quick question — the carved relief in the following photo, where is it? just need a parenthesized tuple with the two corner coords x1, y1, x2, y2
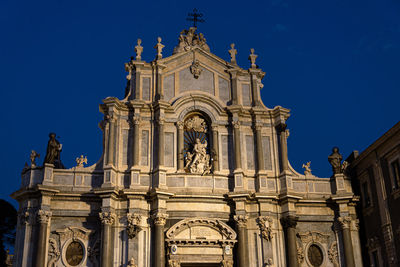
(297, 244, 304, 263)
(128, 257, 138, 267)
(258, 216, 273, 241)
(328, 242, 339, 267)
(337, 216, 352, 229)
(220, 259, 233, 267)
(47, 238, 60, 267)
(297, 231, 330, 244)
(190, 60, 202, 79)
(234, 215, 248, 228)
(99, 212, 115, 225)
(126, 213, 142, 239)
(153, 213, 168, 226)
(37, 209, 52, 224)
(168, 259, 181, 267)
(184, 116, 207, 133)
(173, 27, 210, 54)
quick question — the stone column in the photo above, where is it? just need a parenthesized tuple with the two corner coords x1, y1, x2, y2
(281, 216, 299, 267)
(158, 119, 165, 168)
(132, 115, 140, 167)
(107, 116, 116, 166)
(254, 123, 264, 172)
(176, 121, 184, 171)
(153, 213, 168, 267)
(338, 216, 355, 267)
(234, 215, 248, 267)
(100, 212, 115, 267)
(233, 121, 242, 170)
(35, 209, 52, 267)
(276, 123, 288, 172)
(229, 70, 239, 105)
(212, 125, 219, 172)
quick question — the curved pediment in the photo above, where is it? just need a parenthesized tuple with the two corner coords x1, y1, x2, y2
(166, 218, 236, 240)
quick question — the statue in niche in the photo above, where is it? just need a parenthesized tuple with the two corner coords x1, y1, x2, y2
(185, 138, 211, 175)
(44, 133, 65, 169)
(328, 147, 343, 174)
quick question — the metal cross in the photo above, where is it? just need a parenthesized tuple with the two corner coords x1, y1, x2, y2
(186, 8, 205, 28)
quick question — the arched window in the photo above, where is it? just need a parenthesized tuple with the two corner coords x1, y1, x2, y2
(183, 113, 211, 174)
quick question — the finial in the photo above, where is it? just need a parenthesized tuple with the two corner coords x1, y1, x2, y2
(30, 150, 40, 168)
(302, 161, 312, 176)
(76, 155, 88, 167)
(248, 48, 258, 68)
(154, 37, 165, 60)
(135, 39, 143, 61)
(229, 43, 237, 64)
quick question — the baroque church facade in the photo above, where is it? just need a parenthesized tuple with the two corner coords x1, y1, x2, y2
(12, 27, 362, 267)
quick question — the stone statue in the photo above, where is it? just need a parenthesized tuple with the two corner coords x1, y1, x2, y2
(185, 138, 211, 175)
(229, 43, 237, 64)
(30, 150, 40, 168)
(154, 37, 164, 60)
(135, 38, 143, 61)
(173, 27, 210, 54)
(328, 147, 343, 174)
(44, 133, 65, 169)
(302, 161, 312, 176)
(128, 257, 138, 267)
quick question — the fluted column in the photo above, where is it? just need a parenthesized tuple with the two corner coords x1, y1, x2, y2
(281, 216, 299, 267)
(276, 123, 288, 172)
(35, 209, 52, 267)
(254, 123, 264, 172)
(234, 215, 248, 267)
(100, 212, 115, 267)
(177, 121, 184, 171)
(338, 216, 355, 267)
(153, 213, 168, 267)
(158, 119, 165, 167)
(107, 116, 116, 165)
(132, 115, 140, 167)
(233, 121, 242, 170)
(212, 125, 219, 172)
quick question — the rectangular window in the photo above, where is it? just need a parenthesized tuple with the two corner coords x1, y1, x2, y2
(391, 160, 400, 190)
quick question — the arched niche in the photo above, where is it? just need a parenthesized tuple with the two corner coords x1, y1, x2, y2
(166, 218, 236, 266)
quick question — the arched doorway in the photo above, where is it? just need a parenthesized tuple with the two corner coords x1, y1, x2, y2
(166, 218, 236, 267)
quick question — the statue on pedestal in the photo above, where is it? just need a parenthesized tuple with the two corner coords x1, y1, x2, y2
(328, 147, 343, 174)
(44, 133, 65, 169)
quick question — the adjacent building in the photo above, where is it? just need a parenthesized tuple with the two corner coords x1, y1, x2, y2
(348, 121, 400, 267)
(12, 27, 362, 267)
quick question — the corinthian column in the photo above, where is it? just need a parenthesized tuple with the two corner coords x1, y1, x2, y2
(233, 121, 242, 170)
(100, 212, 116, 267)
(281, 216, 299, 267)
(153, 213, 168, 267)
(234, 215, 248, 267)
(338, 216, 355, 267)
(35, 209, 52, 267)
(176, 121, 184, 171)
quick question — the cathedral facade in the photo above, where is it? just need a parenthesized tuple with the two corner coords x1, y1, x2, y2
(12, 28, 362, 267)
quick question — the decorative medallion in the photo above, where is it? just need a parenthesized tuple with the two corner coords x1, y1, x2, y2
(171, 244, 178, 255)
(224, 245, 231, 255)
(307, 244, 323, 267)
(184, 115, 207, 133)
(65, 241, 84, 266)
(190, 60, 202, 79)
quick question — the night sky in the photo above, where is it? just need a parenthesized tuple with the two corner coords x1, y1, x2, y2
(1, 0, 399, 207)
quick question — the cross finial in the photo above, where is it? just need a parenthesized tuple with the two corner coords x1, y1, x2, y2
(186, 8, 205, 28)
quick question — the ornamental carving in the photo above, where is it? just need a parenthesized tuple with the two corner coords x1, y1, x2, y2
(328, 242, 339, 267)
(234, 215, 248, 228)
(184, 116, 207, 133)
(297, 231, 330, 245)
(168, 259, 181, 267)
(297, 244, 305, 263)
(280, 216, 298, 229)
(126, 213, 142, 239)
(337, 216, 352, 229)
(190, 60, 202, 79)
(185, 138, 211, 175)
(258, 216, 273, 241)
(37, 209, 52, 224)
(173, 27, 210, 54)
(128, 257, 138, 267)
(99, 212, 115, 225)
(47, 238, 60, 267)
(220, 259, 233, 267)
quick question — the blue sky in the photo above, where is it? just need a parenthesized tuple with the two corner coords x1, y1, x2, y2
(1, 0, 399, 207)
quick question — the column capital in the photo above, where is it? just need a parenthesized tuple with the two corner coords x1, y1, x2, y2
(280, 215, 298, 229)
(37, 209, 52, 224)
(234, 214, 248, 227)
(157, 118, 165, 126)
(132, 115, 141, 125)
(99, 211, 116, 226)
(176, 121, 184, 130)
(152, 213, 168, 226)
(232, 120, 241, 129)
(211, 124, 219, 131)
(275, 123, 287, 133)
(337, 216, 352, 229)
